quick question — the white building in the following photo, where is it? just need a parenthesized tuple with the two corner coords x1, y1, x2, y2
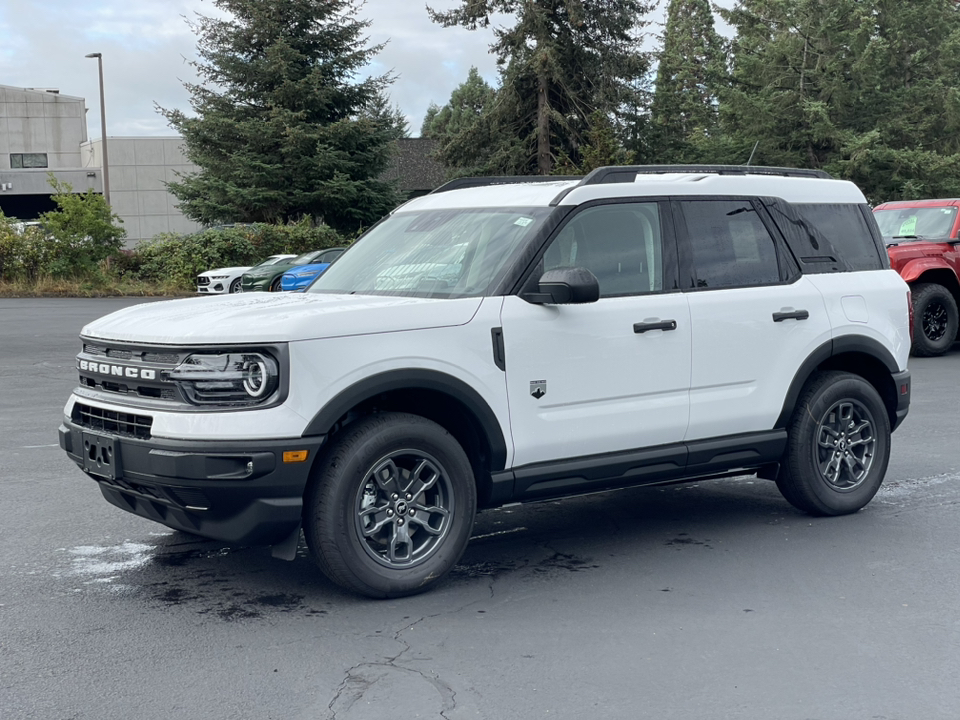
(0, 84, 200, 243)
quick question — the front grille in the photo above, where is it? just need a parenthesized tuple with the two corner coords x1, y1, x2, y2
(197, 276, 210, 286)
(72, 402, 153, 439)
(141, 352, 179, 364)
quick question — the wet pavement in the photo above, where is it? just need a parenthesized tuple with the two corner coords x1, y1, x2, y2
(2, 298, 960, 719)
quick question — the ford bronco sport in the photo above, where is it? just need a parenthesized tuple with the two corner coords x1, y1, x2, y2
(60, 165, 912, 598)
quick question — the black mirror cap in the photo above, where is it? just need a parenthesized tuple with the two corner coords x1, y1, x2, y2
(531, 267, 600, 304)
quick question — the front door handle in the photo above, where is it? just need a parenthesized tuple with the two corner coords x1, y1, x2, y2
(773, 309, 809, 322)
(634, 320, 677, 334)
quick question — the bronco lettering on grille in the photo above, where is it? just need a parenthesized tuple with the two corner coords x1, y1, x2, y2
(78, 359, 156, 380)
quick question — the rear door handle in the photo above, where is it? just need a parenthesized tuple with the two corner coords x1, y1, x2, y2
(773, 310, 809, 322)
(634, 320, 677, 334)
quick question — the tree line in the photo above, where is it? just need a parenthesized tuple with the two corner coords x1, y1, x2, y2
(165, 0, 960, 235)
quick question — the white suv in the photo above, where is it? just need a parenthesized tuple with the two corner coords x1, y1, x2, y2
(60, 166, 912, 598)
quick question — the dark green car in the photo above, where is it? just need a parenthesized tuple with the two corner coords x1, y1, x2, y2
(240, 249, 340, 292)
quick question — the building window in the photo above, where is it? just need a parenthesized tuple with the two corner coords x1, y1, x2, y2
(10, 153, 48, 169)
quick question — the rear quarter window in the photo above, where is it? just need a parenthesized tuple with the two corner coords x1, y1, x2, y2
(765, 201, 884, 273)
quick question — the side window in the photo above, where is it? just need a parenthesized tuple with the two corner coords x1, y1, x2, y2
(794, 204, 883, 271)
(680, 200, 781, 289)
(543, 203, 663, 297)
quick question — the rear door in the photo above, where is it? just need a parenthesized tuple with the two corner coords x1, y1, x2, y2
(675, 198, 833, 441)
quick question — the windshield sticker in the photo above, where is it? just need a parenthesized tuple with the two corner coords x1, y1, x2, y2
(898, 216, 917, 236)
(514, 217, 534, 227)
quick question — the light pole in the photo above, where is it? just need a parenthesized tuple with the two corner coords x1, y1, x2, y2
(85, 52, 110, 208)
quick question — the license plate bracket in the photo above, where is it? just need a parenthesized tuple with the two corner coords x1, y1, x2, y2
(81, 432, 122, 480)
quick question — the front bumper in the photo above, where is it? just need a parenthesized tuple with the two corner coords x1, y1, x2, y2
(59, 419, 325, 545)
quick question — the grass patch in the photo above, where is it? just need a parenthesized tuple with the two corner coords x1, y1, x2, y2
(0, 276, 192, 298)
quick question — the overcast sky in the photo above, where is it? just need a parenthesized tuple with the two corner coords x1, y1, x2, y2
(0, 0, 731, 141)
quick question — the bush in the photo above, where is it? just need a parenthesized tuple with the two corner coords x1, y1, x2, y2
(133, 220, 348, 288)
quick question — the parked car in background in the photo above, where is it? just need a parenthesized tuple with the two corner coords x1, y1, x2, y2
(241, 249, 342, 292)
(874, 199, 960, 356)
(280, 247, 346, 292)
(196, 254, 296, 295)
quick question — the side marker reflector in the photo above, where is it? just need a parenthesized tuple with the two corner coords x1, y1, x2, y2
(283, 450, 309, 463)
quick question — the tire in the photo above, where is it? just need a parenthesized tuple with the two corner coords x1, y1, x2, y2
(776, 371, 891, 516)
(269, 277, 283, 292)
(303, 412, 477, 598)
(911, 282, 958, 357)
(228, 277, 242, 294)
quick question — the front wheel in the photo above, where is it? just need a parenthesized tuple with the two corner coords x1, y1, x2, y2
(911, 282, 958, 357)
(776, 371, 891, 516)
(303, 413, 477, 598)
(228, 277, 242, 294)
(269, 277, 283, 292)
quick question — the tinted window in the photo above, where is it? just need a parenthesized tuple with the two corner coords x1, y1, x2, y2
(543, 203, 663, 297)
(680, 200, 780, 289)
(796, 204, 883, 271)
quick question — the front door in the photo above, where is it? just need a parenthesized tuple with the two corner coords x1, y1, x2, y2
(500, 201, 692, 469)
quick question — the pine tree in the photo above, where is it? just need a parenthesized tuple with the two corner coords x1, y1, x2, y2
(650, 0, 725, 162)
(428, 0, 654, 175)
(160, 0, 400, 232)
(421, 68, 501, 176)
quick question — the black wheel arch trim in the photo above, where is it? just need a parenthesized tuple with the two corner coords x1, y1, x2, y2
(300, 369, 508, 472)
(775, 335, 902, 429)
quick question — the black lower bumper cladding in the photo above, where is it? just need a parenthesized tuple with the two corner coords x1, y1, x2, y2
(59, 420, 325, 545)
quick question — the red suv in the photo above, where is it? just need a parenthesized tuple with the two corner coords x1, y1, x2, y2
(874, 199, 960, 356)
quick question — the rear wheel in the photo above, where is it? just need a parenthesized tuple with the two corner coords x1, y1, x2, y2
(776, 371, 890, 516)
(303, 413, 476, 598)
(911, 282, 958, 357)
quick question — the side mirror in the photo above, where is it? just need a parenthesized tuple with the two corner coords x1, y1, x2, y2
(523, 267, 600, 304)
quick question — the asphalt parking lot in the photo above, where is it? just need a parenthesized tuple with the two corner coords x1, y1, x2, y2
(2, 297, 959, 720)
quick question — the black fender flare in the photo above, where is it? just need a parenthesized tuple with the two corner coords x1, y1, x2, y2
(301, 368, 508, 472)
(775, 335, 900, 429)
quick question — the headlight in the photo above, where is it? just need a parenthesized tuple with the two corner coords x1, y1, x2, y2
(164, 352, 280, 406)
(297, 269, 322, 278)
(211, 274, 230, 279)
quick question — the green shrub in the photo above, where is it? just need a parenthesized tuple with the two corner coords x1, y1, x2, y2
(134, 220, 348, 288)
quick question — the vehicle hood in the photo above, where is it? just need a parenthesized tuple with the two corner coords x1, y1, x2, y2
(199, 266, 250, 276)
(244, 262, 295, 279)
(285, 263, 330, 277)
(80, 293, 484, 344)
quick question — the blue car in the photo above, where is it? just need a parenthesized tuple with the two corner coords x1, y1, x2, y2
(280, 247, 346, 291)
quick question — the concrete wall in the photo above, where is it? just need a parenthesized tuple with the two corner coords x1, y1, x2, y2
(82, 137, 202, 243)
(0, 85, 87, 172)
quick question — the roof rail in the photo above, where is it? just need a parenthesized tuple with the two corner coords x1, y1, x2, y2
(430, 175, 582, 194)
(579, 165, 833, 185)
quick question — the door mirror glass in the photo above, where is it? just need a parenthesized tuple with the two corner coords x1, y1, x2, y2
(525, 267, 600, 304)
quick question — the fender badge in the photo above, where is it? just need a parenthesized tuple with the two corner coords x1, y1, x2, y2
(530, 380, 546, 399)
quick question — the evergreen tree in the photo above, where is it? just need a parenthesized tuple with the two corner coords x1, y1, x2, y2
(428, 0, 654, 175)
(650, 0, 725, 162)
(160, 0, 399, 232)
(718, 0, 960, 201)
(420, 67, 501, 176)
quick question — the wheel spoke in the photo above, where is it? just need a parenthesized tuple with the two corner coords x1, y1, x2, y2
(404, 459, 440, 500)
(359, 507, 392, 538)
(371, 459, 401, 495)
(389, 522, 412, 563)
(408, 513, 443, 535)
(818, 426, 840, 449)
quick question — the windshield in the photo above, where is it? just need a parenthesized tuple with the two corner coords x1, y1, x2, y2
(254, 256, 287, 268)
(291, 251, 324, 266)
(308, 207, 553, 298)
(874, 206, 957, 239)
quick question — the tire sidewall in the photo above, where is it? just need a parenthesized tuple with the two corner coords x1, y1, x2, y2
(229, 277, 242, 294)
(792, 375, 891, 514)
(313, 416, 476, 597)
